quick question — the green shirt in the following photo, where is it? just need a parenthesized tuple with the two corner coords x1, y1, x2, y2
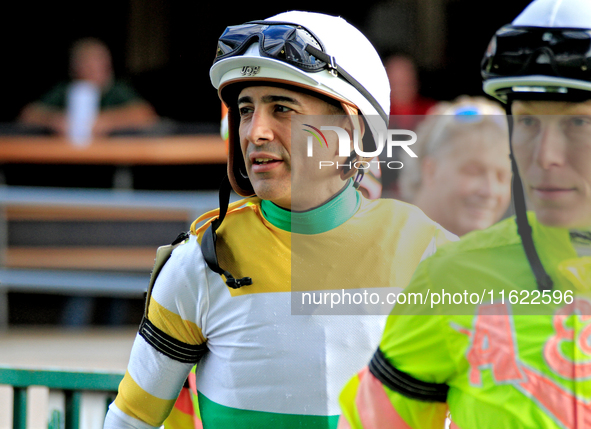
(340, 213, 591, 429)
(38, 80, 143, 110)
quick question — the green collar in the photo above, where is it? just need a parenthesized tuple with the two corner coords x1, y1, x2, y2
(260, 180, 361, 234)
(530, 212, 578, 261)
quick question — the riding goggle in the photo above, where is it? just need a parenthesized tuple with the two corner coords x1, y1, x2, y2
(482, 25, 591, 81)
(214, 21, 388, 122)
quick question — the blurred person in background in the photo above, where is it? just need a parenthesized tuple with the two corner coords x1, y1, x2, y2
(18, 37, 158, 138)
(398, 96, 512, 236)
(381, 54, 437, 198)
(385, 54, 436, 130)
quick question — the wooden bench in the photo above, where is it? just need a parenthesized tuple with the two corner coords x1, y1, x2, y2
(0, 135, 227, 165)
(0, 185, 228, 329)
(0, 134, 228, 189)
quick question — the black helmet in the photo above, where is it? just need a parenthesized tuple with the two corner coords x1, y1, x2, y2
(482, 0, 591, 103)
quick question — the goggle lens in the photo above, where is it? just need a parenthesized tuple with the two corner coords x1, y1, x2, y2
(215, 22, 326, 71)
(486, 26, 591, 79)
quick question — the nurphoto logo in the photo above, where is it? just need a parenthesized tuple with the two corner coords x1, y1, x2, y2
(303, 124, 418, 170)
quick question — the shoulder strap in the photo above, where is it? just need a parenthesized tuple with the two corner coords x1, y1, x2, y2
(143, 231, 190, 317)
(140, 231, 207, 364)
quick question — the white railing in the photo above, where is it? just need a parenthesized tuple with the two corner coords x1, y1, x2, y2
(0, 366, 123, 429)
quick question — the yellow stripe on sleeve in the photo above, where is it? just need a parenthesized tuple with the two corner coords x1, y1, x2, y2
(115, 370, 177, 427)
(147, 299, 207, 345)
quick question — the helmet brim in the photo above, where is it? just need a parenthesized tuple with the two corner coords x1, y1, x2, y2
(484, 75, 591, 102)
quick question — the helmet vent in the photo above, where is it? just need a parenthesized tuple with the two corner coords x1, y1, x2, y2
(536, 52, 551, 64)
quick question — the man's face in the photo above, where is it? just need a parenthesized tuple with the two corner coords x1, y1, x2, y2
(237, 85, 350, 210)
(422, 132, 511, 236)
(512, 100, 591, 229)
(73, 44, 113, 88)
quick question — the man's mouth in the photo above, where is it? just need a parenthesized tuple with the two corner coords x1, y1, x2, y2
(532, 186, 575, 199)
(249, 155, 283, 173)
(253, 158, 279, 165)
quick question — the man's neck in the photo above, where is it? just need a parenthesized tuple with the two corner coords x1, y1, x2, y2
(261, 180, 360, 234)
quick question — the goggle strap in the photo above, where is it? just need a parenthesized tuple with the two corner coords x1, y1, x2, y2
(305, 44, 388, 123)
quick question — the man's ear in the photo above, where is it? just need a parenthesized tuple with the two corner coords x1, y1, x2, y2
(338, 105, 365, 154)
(339, 112, 368, 182)
(348, 115, 366, 153)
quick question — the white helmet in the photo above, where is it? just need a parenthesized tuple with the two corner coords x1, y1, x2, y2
(482, 0, 591, 103)
(210, 11, 390, 196)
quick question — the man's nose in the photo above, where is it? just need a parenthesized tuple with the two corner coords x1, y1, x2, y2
(245, 110, 274, 145)
(535, 123, 566, 170)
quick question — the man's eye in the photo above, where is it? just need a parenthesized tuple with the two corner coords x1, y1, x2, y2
(570, 116, 591, 127)
(238, 106, 253, 116)
(275, 105, 292, 113)
(516, 116, 536, 126)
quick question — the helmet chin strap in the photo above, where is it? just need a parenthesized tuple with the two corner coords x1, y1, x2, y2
(201, 176, 253, 289)
(339, 151, 365, 189)
(504, 101, 554, 291)
(339, 104, 368, 189)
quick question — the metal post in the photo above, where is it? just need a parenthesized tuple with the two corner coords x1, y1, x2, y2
(112, 166, 133, 190)
(0, 202, 9, 331)
(0, 286, 8, 331)
(65, 390, 82, 429)
(12, 388, 26, 429)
